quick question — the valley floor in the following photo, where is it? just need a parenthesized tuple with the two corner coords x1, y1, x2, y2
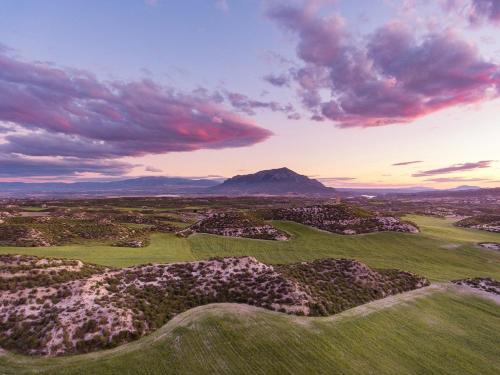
(0, 215, 498, 373)
(0, 215, 498, 281)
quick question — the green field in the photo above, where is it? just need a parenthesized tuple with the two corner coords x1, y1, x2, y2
(0, 215, 498, 281)
(0, 285, 498, 375)
(0, 215, 498, 374)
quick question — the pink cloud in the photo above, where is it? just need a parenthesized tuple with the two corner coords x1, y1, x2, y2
(0, 48, 272, 176)
(145, 166, 162, 173)
(317, 177, 356, 182)
(412, 160, 493, 177)
(392, 160, 423, 166)
(424, 177, 489, 182)
(266, 1, 500, 127)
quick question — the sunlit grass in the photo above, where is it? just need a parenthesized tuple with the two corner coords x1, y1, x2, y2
(0, 216, 498, 280)
(0, 289, 498, 375)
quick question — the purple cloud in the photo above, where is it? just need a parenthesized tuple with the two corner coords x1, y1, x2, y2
(442, 0, 500, 26)
(392, 160, 423, 166)
(145, 166, 162, 173)
(424, 177, 489, 182)
(267, 1, 345, 66)
(412, 160, 493, 177)
(0, 48, 273, 177)
(469, 0, 500, 25)
(0, 154, 132, 177)
(224, 91, 300, 119)
(266, 1, 500, 127)
(263, 73, 290, 87)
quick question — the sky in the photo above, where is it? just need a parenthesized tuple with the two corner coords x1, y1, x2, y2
(0, 0, 499, 188)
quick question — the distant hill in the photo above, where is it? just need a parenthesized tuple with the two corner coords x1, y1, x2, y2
(403, 187, 499, 198)
(338, 185, 488, 196)
(447, 185, 481, 191)
(336, 186, 437, 195)
(0, 176, 220, 197)
(0, 172, 495, 198)
(208, 167, 336, 196)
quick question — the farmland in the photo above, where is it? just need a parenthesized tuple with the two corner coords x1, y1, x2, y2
(0, 198, 498, 374)
(0, 215, 498, 281)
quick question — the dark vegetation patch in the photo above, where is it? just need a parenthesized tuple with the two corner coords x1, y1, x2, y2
(452, 277, 499, 295)
(276, 259, 428, 315)
(455, 215, 500, 233)
(0, 216, 150, 247)
(261, 204, 419, 235)
(180, 211, 289, 240)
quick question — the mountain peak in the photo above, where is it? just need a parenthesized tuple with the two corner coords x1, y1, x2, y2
(209, 168, 335, 196)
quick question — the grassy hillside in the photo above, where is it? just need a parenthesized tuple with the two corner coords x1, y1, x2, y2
(0, 215, 497, 281)
(0, 286, 498, 375)
(0, 215, 498, 374)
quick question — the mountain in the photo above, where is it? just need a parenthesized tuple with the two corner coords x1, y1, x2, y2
(0, 176, 220, 197)
(337, 185, 489, 197)
(336, 186, 437, 195)
(447, 185, 481, 191)
(1, 172, 493, 198)
(208, 167, 336, 196)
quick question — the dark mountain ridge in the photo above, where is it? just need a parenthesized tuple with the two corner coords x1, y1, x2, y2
(208, 167, 336, 196)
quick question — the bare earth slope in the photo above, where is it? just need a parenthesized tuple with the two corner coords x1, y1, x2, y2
(0, 254, 428, 356)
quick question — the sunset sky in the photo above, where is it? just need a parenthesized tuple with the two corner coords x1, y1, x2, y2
(0, 0, 499, 188)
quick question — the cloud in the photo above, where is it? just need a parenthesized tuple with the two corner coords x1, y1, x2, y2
(392, 160, 423, 166)
(424, 176, 489, 182)
(441, 0, 500, 26)
(317, 176, 356, 181)
(0, 48, 272, 177)
(145, 166, 162, 173)
(412, 160, 493, 177)
(263, 74, 290, 87)
(317, 177, 356, 184)
(224, 91, 301, 119)
(0, 123, 15, 133)
(182, 174, 226, 180)
(266, 1, 500, 127)
(469, 0, 500, 25)
(0, 154, 132, 177)
(267, 1, 345, 66)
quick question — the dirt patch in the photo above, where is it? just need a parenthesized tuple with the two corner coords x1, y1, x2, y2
(477, 242, 500, 251)
(440, 243, 461, 249)
(451, 278, 500, 304)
